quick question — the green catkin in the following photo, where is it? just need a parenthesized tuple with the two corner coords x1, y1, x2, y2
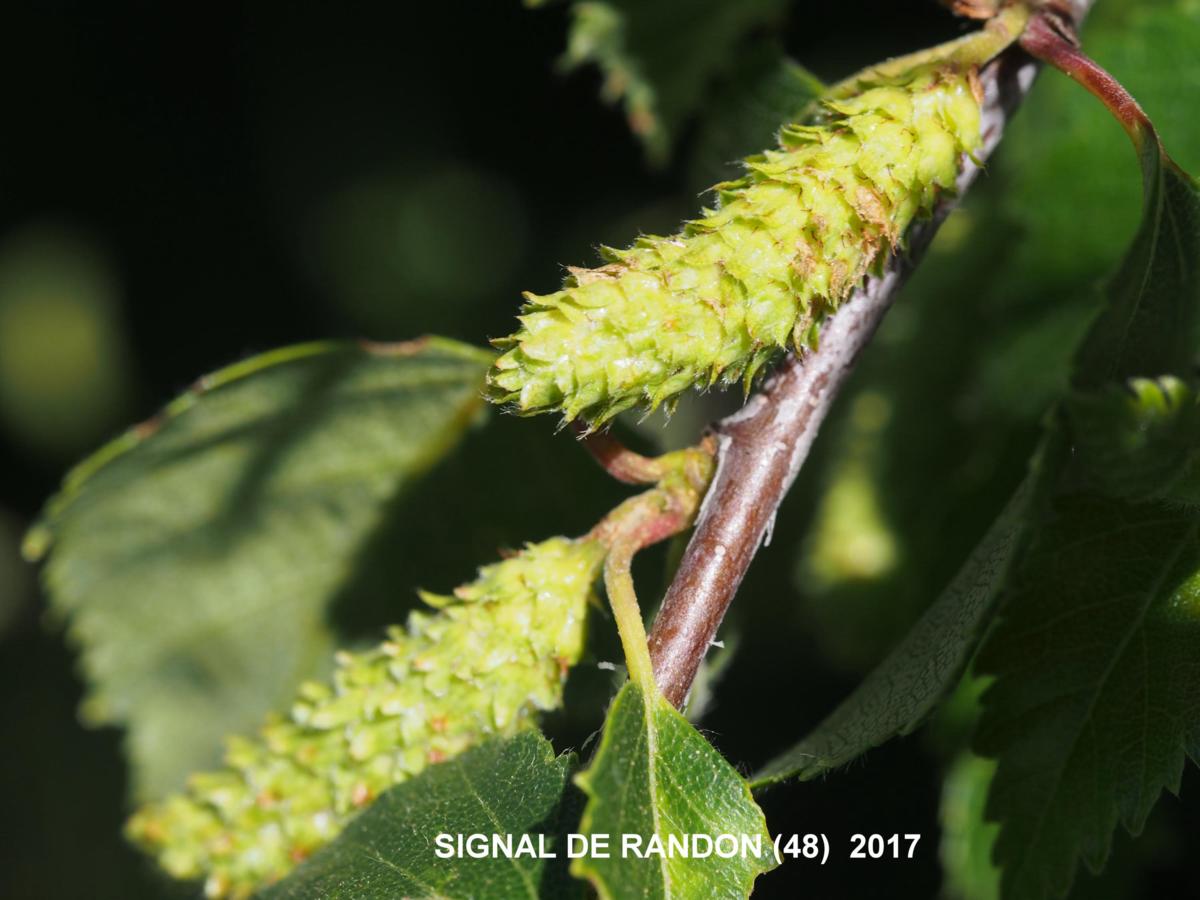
(486, 62, 983, 426)
(127, 537, 605, 898)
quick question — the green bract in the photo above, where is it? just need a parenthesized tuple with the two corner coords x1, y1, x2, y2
(126, 536, 605, 898)
(487, 63, 982, 426)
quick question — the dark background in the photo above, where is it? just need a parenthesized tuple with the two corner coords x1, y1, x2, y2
(1, 2, 1196, 898)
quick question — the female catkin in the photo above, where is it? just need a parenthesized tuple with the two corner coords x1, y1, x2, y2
(486, 63, 983, 426)
(126, 537, 605, 898)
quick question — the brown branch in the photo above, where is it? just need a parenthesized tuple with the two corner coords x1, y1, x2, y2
(647, 5, 1092, 709)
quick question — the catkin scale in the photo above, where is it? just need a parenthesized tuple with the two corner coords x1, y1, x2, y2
(126, 537, 605, 898)
(487, 63, 983, 426)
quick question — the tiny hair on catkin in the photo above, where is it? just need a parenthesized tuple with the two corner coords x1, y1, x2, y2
(126, 537, 604, 899)
(486, 62, 983, 428)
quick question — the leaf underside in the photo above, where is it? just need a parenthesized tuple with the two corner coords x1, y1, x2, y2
(753, 473, 1042, 787)
(29, 337, 493, 799)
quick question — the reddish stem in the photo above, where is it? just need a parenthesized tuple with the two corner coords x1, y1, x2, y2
(574, 424, 668, 485)
(1018, 10, 1151, 147)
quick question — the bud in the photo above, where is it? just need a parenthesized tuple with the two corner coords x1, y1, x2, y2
(487, 63, 982, 426)
(127, 537, 605, 897)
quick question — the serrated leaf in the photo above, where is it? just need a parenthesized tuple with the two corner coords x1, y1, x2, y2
(262, 732, 580, 900)
(971, 9, 1200, 897)
(1066, 376, 1200, 504)
(974, 494, 1200, 900)
(940, 753, 1001, 900)
(558, 0, 788, 164)
(1071, 141, 1200, 385)
(573, 682, 776, 899)
(753, 470, 1044, 787)
(789, 3, 1200, 674)
(788, 204, 1064, 671)
(26, 337, 493, 800)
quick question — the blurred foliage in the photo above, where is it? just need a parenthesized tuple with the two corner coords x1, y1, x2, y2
(303, 163, 529, 338)
(0, 511, 32, 639)
(0, 226, 133, 458)
(940, 753, 1001, 900)
(801, 393, 898, 601)
(688, 50, 825, 191)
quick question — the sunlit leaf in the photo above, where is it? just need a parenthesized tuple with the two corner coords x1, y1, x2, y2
(573, 682, 776, 898)
(263, 732, 581, 900)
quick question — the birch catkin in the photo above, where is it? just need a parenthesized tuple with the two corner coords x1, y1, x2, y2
(487, 63, 983, 427)
(126, 537, 604, 898)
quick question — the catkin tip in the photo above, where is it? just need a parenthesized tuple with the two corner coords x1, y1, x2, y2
(485, 63, 982, 424)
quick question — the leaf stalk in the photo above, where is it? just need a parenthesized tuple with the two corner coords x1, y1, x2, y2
(1018, 9, 1151, 147)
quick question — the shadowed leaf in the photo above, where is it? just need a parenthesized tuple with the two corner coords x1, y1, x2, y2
(975, 495, 1200, 900)
(1067, 376, 1200, 504)
(554, 0, 788, 164)
(754, 468, 1045, 787)
(27, 338, 493, 799)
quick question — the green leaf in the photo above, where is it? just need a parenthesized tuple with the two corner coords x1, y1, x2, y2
(1066, 376, 1200, 504)
(753, 471, 1044, 787)
(573, 682, 776, 898)
(734, 0, 1195, 680)
(26, 337, 493, 800)
(788, 203, 1066, 671)
(974, 494, 1200, 900)
(998, 2, 1200, 292)
(940, 753, 1001, 900)
(557, 0, 788, 164)
(261, 732, 581, 900)
(785, 2, 1197, 674)
(971, 9, 1200, 896)
(1071, 139, 1200, 386)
